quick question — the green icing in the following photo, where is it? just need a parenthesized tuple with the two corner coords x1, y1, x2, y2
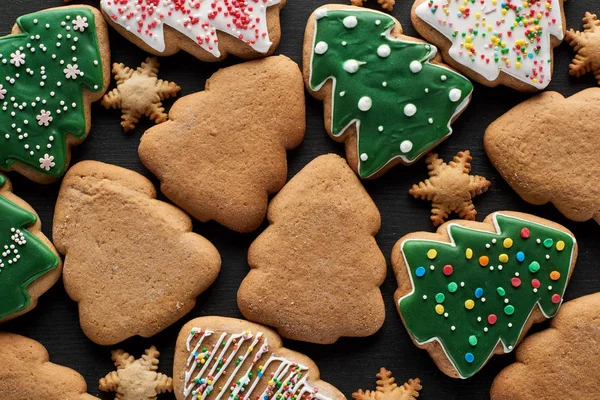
(0, 185, 59, 320)
(0, 8, 104, 178)
(309, 8, 473, 178)
(398, 213, 575, 378)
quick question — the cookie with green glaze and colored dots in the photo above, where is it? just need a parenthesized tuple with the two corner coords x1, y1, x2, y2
(0, 174, 62, 323)
(392, 211, 577, 379)
(302, 5, 473, 179)
(0, 6, 111, 183)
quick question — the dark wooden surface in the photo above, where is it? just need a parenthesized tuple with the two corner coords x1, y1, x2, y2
(3, 0, 599, 399)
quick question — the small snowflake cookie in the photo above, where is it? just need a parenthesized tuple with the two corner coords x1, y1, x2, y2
(0, 333, 95, 399)
(100, 0, 286, 62)
(411, 0, 566, 91)
(353, 368, 422, 400)
(0, 6, 110, 183)
(173, 316, 345, 400)
(0, 174, 61, 323)
(303, 5, 473, 179)
(392, 211, 577, 378)
(565, 12, 600, 84)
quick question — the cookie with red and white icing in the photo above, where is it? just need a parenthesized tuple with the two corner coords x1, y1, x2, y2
(411, 0, 566, 91)
(173, 316, 345, 400)
(100, 0, 286, 62)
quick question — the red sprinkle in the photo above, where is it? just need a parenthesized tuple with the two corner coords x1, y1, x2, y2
(511, 277, 522, 288)
(443, 265, 453, 276)
(488, 314, 497, 325)
(520, 228, 530, 239)
(531, 279, 541, 289)
(551, 294, 561, 304)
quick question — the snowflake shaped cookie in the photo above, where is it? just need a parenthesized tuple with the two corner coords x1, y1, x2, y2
(353, 368, 422, 400)
(101, 57, 181, 132)
(566, 12, 600, 84)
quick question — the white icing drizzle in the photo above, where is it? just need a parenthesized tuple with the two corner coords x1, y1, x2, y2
(183, 328, 332, 400)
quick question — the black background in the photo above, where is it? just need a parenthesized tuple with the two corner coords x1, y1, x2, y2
(3, 0, 599, 399)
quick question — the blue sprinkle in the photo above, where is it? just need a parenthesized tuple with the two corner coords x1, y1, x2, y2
(465, 353, 475, 363)
(475, 288, 483, 298)
(415, 266, 426, 277)
(516, 251, 525, 262)
(528, 53, 534, 59)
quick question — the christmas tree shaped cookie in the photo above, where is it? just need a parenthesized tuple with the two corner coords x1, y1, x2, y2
(392, 211, 577, 378)
(0, 174, 61, 323)
(303, 5, 473, 179)
(0, 333, 96, 399)
(411, 0, 566, 91)
(238, 154, 386, 344)
(173, 316, 345, 400)
(101, 0, 285, 62)
(0, 6, 110, 183)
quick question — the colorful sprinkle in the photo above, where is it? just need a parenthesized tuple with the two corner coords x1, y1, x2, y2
(474, 288, 483, 298)
(466, 248, 473, 259)
(436, 293, 446, 303)
(479, 255, 489, 267)
(427, 249, 438, 259)
(528, 261, 540, 273)
(465, 353, 475, 363)
(435, 304, 445, 314)
(443, 264, 454, 276)
(543, 238, 554, 248)
(516, 251, 525, 262)
(531, 279, 540, 289)
(497, 287, 506, 296)
(465, 299, 475, 310)
(468, 335, 478, 346)
(498, 253, 509, 263)
(551, 294, 561, 304)
(448, 282, 458, 293)
(556, 240, 565, 251)
(503, 238, 513, 248)
(415, 266, 426, 277)
(520, 228, 530, 239)
(487, 314, 497, 325)
(511, 277, 521, 288)
(504, 305, 515, 315)
(550, 271, 561, 281)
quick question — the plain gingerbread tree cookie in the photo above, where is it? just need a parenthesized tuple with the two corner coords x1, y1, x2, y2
(491, 293, 600, 400)
(0, 333, 96, 400)
(238, 154, 386, 344)
(53, 161, 221, 345)
(172, 316, 346, 400)
(139, 56, 305, 233)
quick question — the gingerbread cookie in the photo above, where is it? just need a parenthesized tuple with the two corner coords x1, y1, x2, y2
(566, 12, 600, 84)
(351, 0, 396, 12)
(100, 346, 173, 400)
(238, 154, 386, 344)
(0, 174, 61, 323)
(0, 6, 110, 183)
(392, 211, 577, 378)
(53, 161, 221, 345)
(0, 332, 95, 400)
(490, 293, 600, 400)
(411, 0, 566, 91)
(173, 316, 345, 400)
(484, 89, 600, 223)
(102, 57, 181, 132)
(303, 5, 473, 179)
(409, 150, 491, 226)
(353, 368, 422, 400)
(139, 56, 305, 233)
(100, 0, 285, 62)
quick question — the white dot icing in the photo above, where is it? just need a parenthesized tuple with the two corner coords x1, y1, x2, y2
(343, 16, 358, 29)
(314, 41, 328, 55)
(404, 103, 417, 117)
(449, 88, 462, 102)
(410, 60, 422, 73)
(400, 140, 413, 153)
(358, 96, 372, 111)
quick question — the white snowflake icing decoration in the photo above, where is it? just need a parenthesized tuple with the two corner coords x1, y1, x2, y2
(72, 16, 88, 32)
(39, 154, 55, 171)
(36, 109, 53, 126)
(0, 84, 6, 100)
(63, 64, 81, 79)
(10, 50, 25, 67)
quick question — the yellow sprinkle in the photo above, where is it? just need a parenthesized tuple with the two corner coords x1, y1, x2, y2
(516, 62, 521, 68)
(427, 249, 438, 259)
(435, 304, 445, 315)
(502, 8, 507, 15)
(492, 0, 497, 4)
(466, 248, 473, 260)
(465, 300, 475, 310)
(499, 254, 509, 263)
(488, 25, 493, 31)
(465, 36, 472, 43)
(503, 238, 513, 248)
(537, 12, 542, 19)
(556, 240, 566, 251)
(475, 12, 481, 19)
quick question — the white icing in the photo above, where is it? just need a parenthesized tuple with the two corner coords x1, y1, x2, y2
(415, 0, 564, 89)
(183, 329, 332, 400)
(343, 16, 358, 28)
(449, 88, 462, 102)
(343, 59, 365, 74)
(360, 153, 369, 161)
(377, 44, 391, 58)
(315, 8, 328, 19)
(400, 140, 413, 153)
(315, 41, 329, 55)
(358, 96, 372, 111)
(100, 0, 280, 57)
(404, 103, 417, 117)
(409, 60, 422, 73)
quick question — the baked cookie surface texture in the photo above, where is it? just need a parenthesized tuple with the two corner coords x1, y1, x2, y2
(412, 0, 565, 90)
(392, 211, 577, 378)
(484, 89, 600, 223)
(173, 316, 346, 400)
(0, 174, 61, 322)
(139, 56, 305, 233)
(491, 293, 600, 400)
(53, 161, 221, 345)
(0, 6, 110, 183)
(566, 12, 600, 83)
(238, 154, 386, 344)
(303, 5, 473, 178)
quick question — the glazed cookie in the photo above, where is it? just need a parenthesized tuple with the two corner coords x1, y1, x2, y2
(0, 174, 61, 323)
(392, 211, 577, 378)
(491, 293, 600, 400)
(53, 161, 221, 345)
(484, 89, 600, 223)
(411, 0, 566, 91)
(100, 0, 285, 62)
(0, 332, 95, 400)
(173, 316, 345, 400)
(238, 154, 386, 344)
(139, 56, 305, 233)
(0, 6, 110, 183)
(303, 5, 473, 179)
